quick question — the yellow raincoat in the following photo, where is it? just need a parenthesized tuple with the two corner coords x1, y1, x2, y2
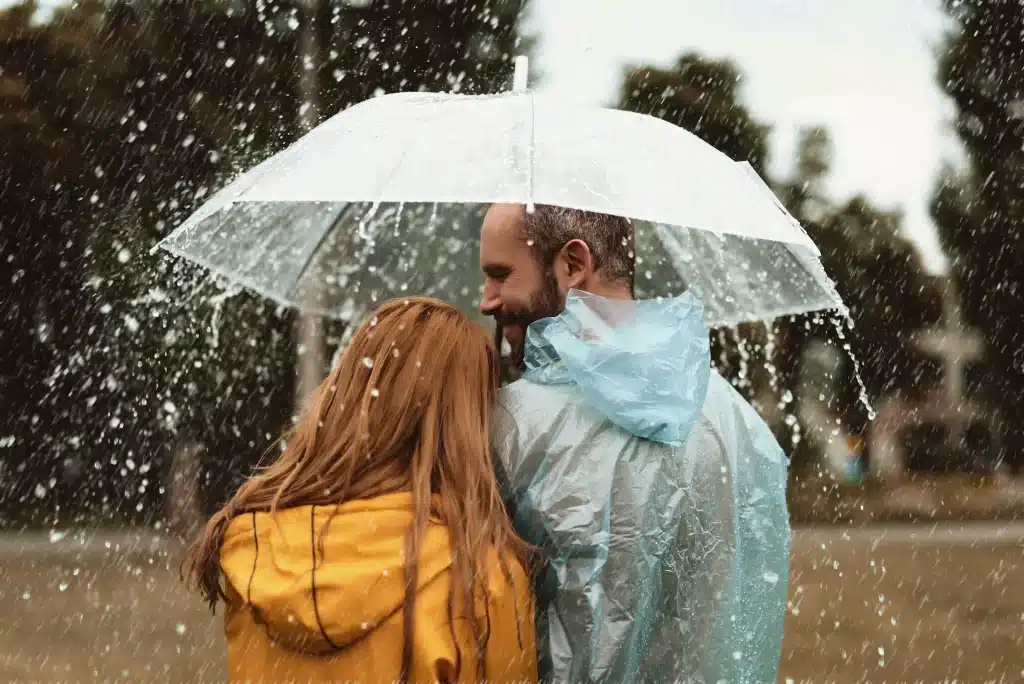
(219, 492, 537, 683)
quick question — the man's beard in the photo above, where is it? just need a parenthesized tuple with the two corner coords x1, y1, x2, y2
(496, 268, 562, 370)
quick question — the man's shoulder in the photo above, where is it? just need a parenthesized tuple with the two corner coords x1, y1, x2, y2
(498, 377, 575, 413)
(496, 377, 599, 445)
(698, 369, 764, 427)
(493, 379, 585, 487)
(703, 369, 743, 411)
(684, 370, 763, 455)
(691, 369, 788, 467)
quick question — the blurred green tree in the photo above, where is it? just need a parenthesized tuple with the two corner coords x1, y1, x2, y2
(619, 52, 770, 176)
(932, 0, 1024, 472)
(0, 0, 532, 526)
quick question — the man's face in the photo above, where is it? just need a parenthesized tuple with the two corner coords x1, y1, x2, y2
(479, 204, 563, 368)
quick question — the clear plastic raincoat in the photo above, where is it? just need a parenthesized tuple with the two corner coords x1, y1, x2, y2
(493, 291, 791, 684)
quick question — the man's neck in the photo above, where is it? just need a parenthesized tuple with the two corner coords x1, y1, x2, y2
(577, 279, 634, 301)
(570, 280, 637, 328)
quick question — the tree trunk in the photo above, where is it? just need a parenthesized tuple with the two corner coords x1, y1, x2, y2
(165, 439, 203, 543)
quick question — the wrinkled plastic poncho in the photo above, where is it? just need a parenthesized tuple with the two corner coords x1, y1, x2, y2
(493, 290, 791, 684)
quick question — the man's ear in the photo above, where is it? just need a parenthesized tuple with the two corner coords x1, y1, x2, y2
(560, 239, 593, 289)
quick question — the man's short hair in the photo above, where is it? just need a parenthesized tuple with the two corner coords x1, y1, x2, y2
(519, 205, 636, 290)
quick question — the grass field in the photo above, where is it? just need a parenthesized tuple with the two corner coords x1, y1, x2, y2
(1, 528, 1021, 683)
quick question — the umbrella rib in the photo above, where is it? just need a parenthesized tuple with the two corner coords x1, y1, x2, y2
(526, 92, 536, 207)
(285, 202, 358, 302)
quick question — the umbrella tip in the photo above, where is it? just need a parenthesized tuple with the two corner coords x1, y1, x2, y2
(513, 55, 529, 92)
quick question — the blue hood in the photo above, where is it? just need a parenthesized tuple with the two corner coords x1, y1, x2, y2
(522, 290, 711, 447)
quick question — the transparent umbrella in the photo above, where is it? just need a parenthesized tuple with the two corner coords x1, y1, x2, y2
(156, 57, 844, 328)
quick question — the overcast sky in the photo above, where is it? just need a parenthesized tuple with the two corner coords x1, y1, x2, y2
(528, 0, 957, 273)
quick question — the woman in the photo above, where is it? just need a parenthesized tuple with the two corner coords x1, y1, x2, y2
(182, 297, 537, 683)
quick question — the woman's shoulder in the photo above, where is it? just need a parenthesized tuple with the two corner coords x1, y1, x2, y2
(480, 546, 533, 603)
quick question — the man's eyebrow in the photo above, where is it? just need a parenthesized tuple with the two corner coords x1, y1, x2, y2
(483, 264, 511, 276)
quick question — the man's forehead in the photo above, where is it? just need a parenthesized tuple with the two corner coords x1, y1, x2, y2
(480, 204, 531, 265)
(482, 203, 526, 239)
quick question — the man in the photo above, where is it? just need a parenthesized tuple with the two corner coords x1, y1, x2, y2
(480, 203, 791, 684)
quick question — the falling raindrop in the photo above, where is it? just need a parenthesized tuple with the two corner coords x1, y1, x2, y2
(829, 314, 876, 420)
(762, 321, 779, 393)
(393, 202, 405, 237)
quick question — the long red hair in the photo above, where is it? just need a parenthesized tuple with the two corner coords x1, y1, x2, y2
(182, 297, 534, 681)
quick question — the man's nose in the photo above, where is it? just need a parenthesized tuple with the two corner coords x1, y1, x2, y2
(480, 282, 501, 317)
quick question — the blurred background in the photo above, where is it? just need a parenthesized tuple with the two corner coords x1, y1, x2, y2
(1, 0, 1021, 681)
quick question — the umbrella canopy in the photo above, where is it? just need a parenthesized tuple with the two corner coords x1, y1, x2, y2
(157, 58, 843, 327)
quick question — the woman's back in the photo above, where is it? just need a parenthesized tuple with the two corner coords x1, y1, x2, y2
(182, 298, 538, 683)
(220, 494, 536, 683)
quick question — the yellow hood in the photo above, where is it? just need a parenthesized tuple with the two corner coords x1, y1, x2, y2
(219, 493, 452, 655)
